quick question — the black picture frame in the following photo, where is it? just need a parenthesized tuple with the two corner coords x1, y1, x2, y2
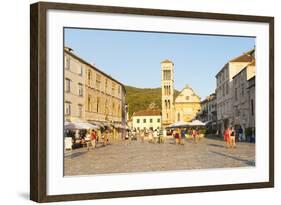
(30, 1, 274, 202)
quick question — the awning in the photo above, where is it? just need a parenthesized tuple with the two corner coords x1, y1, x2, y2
(88, 121, 104, 128)
(64, 121, 99, 130)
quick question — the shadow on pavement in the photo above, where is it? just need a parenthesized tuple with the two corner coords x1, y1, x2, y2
(64, 150, 87, 159)
(64, 143, 114, 159)
(205, 134, 224, 141)
(210, 150, 255, 166)
(208, 143, 225, 148)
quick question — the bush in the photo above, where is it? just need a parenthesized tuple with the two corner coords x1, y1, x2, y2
(205, 128, 216, 135)
(200, 128, 206, 134)
(245, 128, 253, 137)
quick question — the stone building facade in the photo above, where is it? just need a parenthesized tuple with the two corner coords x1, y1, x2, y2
(232, 60, 256, 135)
(215, 48, 255, 135)
(198, 93, 217, 128)
(207, 94, 217, 125)
(199, 98, 209, 123)
(247, 75, 255, 129)
(85, 64, 125, 125)
(64, 47, 127, 131)
(64, 47, 86, 121)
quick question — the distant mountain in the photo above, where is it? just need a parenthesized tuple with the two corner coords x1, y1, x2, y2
(125, 85, 180, 118)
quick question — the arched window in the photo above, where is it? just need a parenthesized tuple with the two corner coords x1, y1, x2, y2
(178, 112, 180, 121)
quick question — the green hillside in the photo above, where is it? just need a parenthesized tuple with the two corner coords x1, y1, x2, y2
(125, 85, 180, 118)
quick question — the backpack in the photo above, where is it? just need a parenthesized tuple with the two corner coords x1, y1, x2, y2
(231, 131, 235, 136)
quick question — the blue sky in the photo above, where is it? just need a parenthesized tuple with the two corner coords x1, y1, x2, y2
(64, 28, 255, 99)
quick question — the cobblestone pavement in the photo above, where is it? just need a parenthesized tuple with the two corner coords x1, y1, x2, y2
(64, 136, 255, 176)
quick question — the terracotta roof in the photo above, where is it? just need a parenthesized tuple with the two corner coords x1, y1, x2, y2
(133, 109, 161, 117)
(216, 48, 255, 77)
(229, 49, 255, 63)
(248, 59, 256, 66)
(161, 59, 173, 64)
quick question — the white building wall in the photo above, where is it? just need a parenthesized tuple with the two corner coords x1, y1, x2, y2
(132, 115, 161, 131)
(216, 62, 249, 126)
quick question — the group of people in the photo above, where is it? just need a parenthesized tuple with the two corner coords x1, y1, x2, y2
(85, 129, 110, 151)
(172, 128, 201, 145)
(124, 127, 203, 146)
(147, 129, 165, 144)
(223, 127, 236, 148)
(125, 128, 165, 145)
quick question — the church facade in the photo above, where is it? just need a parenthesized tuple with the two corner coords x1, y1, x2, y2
(174, 85, 201, 122)
(161, 59, 201, 127)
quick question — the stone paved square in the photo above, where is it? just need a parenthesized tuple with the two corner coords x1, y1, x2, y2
(64, 136, 255, 176)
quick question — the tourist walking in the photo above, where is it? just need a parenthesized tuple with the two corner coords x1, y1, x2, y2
(196, 128, 201, 141)
(85, 130, 91, 151)
(158, 129, 164, 144)
(192, 129, 197, 143)
(230, 127, 236, 148)
(180, 129, 186, 145)
(224, 127, 230, 148)
(103, 130, 109, 146)
(132, 129, 136, 141)
(153, 129, 158, 144)
(91, 130, 97, 149)
(136, 128, 140, 141)
(175, 130, 180, 145)
(125, 130, 130, 145)
(162, 129, 167, 144)
(238, 127, 243, 141)
(97, 129, 101, 145)
(148, 129, 153, 143)
(140, 130, 145, 143)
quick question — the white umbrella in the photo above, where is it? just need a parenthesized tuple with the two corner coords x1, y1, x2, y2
(189, 120, 206, 127)
(167, 120, 190, 128)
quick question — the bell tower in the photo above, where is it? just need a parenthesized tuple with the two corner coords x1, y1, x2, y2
(161, 59, 174, 127)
